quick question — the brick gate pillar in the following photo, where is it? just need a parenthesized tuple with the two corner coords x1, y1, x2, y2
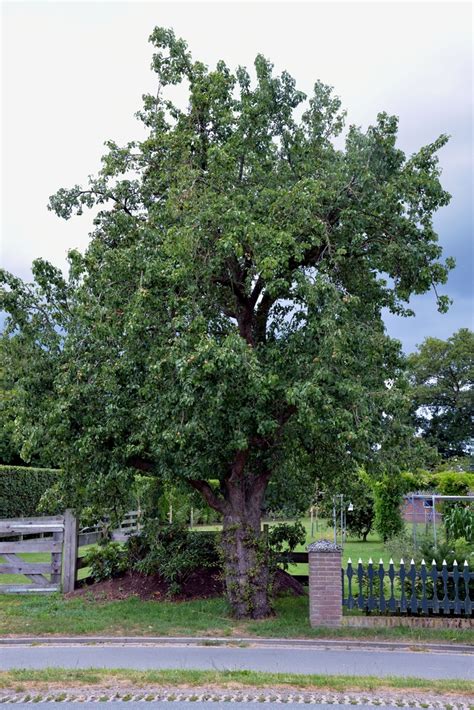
(308, 539, 343, 627)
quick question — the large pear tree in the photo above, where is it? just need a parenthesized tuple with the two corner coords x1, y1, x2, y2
(1, 29, 453, 617)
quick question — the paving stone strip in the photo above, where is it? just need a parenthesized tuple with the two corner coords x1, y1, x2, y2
(0, 688, 470, 708)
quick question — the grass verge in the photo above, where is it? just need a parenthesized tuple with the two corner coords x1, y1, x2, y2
(0, 669, 472, 697)
(0, 594, 472, 644)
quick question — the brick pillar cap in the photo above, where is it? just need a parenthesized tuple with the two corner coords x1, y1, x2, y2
(307, 539, 342, 553)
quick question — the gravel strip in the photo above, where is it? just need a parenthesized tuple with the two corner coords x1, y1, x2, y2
(0, 687, 471, 708)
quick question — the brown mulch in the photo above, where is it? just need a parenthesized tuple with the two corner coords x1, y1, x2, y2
(67, 568, 305, 602)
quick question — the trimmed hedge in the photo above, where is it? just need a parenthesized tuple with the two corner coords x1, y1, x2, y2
(0, 465, 60, 518)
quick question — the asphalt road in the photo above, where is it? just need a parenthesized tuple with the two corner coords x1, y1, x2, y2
(0, 643, 472, 679)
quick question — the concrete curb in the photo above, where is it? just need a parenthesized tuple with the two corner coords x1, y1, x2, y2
(0, 635, 472, 654)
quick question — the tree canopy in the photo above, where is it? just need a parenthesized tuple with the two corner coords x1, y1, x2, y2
(407, 328, 474, 459)
(0, 27, 454, 617)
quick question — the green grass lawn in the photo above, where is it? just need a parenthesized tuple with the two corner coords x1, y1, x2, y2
(1, 592, 472, 643)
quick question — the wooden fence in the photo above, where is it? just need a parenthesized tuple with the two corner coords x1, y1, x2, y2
(75, 511, 140, 587)
(0, 514, 66, 593)
(0, 510, 140, 594)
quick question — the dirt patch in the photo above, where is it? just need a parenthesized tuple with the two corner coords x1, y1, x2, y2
(67, 568, 222, 602)
(67, 568, 305, 602)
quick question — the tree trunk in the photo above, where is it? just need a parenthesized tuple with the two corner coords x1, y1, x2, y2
(219, 461, 273, 619)
(188, 455, 274, 619)
(221, 505, 272, 619)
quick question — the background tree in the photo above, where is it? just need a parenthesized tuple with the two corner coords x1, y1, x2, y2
(1, 28, 453, 618)
(344, 470, 376, 543)
(407, 329, 474, 459)
(318, 468, 376, 542)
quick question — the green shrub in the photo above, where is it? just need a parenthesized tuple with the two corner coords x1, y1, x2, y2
(129, 521, 220, 595)
(83, 542, 128, 582)
(397, 470, 474, 495)
(435, 472, 474, 496)
(399, 469, 435, 492)
(128, 520, 307, 597)
(0, 465, 60, 518)
(268, 521, 306, 570)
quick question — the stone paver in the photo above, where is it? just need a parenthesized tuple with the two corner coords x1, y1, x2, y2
(0, 688, 471, 708)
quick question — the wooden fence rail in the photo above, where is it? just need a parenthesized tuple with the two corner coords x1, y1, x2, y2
(0, 510, 140, 594)
(0, 515, 65, 594)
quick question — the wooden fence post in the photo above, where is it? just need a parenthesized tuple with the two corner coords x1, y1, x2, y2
(50, 531, 63, 588)
(62, 509, 78, 594)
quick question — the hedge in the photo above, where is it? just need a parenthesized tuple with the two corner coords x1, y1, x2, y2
(0, 465, 60, 518)
(403, 470, 474, 496)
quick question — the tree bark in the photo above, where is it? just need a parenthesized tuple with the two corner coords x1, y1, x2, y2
(220, 474, 272, 619)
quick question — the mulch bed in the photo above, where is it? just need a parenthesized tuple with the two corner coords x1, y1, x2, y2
(68, 568, 305, 602)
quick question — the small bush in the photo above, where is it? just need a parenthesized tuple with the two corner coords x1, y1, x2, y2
(268, 521, 306, 570)
(384, 532, 474, 609)
(83, 542, 128, 582)
(128, 521, 220, 595)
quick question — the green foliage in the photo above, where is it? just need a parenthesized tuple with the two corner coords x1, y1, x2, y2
(398, 469, 474, 496)
(373, 474, 407, 542)
(264, 475, 313, 519)
(444, 506, 474, 542)
(0, 27, 454, 616)
(434, 472, 474, 496)
(434, 456, 473, 473)
(133, 476, 162, 518)
(0, 465, 60, 518)
(0, 373, 22, 465)
(83, 542, 128, 583)
(129, 522, 220, 595)
(267, 521, 306, 570)
(407, 329, 474, 459)
(156, 482, 221, 526)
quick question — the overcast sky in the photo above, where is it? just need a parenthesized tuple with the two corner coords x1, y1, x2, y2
(1, 0, 472, 353)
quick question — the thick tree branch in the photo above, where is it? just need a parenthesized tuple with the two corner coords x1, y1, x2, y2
(189, 479, 228, 515)
(227, 449, 249, 486)
(254, 291, 276, 343)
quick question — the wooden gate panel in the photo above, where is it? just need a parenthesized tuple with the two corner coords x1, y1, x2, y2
(0, 516, 64, 594)
(0, 539, 62, 553)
